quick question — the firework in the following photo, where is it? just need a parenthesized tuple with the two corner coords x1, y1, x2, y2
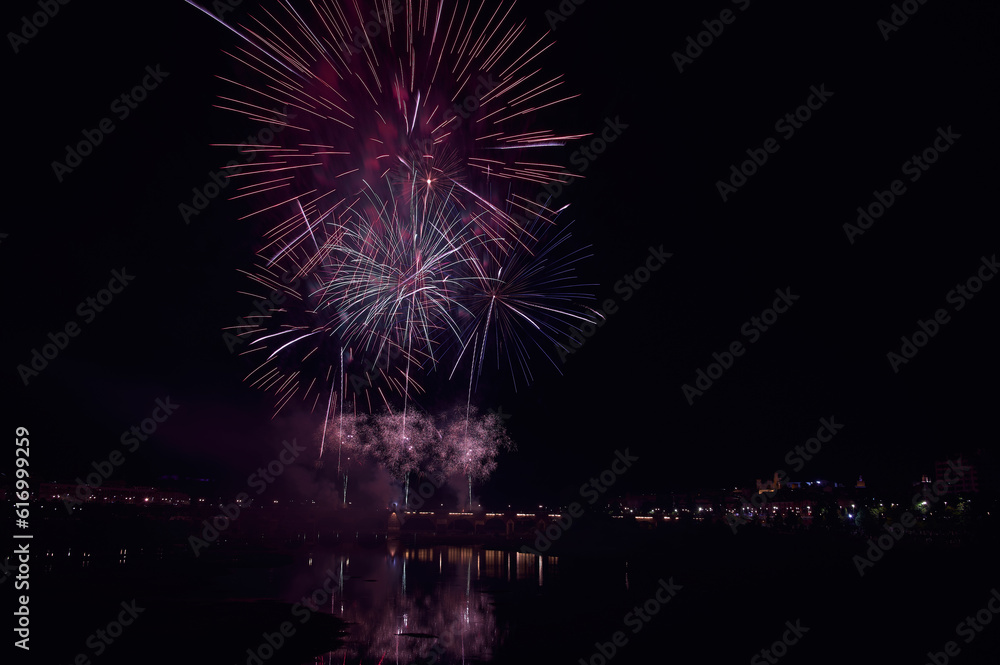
(196, 0, 594, 415)
(323, 407, 440, 505)
(193, 0, 587, 265)
(439, 405, 514, 508)
(362, 410, 439, 481)
(318, 404, 513, 507)
(234, 174, 594, 418)
(234, 176, 480, 416)
(317, 178, 479, 376)
(451, 214, 597, 391)
(199, 1, 595, 500)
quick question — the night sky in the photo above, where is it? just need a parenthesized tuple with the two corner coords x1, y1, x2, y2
(6, 1, 998, 506)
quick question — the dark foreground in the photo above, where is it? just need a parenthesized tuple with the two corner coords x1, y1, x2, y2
(10, 517, 1000, 665)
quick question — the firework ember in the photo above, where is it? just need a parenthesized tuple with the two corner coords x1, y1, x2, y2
(319, 404, 514, 506)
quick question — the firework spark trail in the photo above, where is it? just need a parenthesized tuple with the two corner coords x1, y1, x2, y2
(195, 0, 588, 264)
(447, 214, 597, 392)
(235, 182, 594, 416)
(198, 1, 598, 432)
(440, 405, 512, 508)
(320, 179, 479, 363)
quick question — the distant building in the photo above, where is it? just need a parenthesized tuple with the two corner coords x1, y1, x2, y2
(934, 457, 979, 494)
(768, 500, 816, 523)
(38, 482, 190, 506)
(620, 492, 659, 512)
(763, 477, 840, 493)
(755, 472, 782, 494)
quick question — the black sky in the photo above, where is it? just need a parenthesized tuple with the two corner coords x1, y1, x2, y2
(6, 0, 998, 506)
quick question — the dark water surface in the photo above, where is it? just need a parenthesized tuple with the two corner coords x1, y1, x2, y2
(20, 526, 1000, 664)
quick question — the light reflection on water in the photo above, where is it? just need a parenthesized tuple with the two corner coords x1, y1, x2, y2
(39, 539, 558, 664)
(291, 540, 558, 665)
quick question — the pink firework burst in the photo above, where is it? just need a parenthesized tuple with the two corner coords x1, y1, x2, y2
(195, 0, 586, 265)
